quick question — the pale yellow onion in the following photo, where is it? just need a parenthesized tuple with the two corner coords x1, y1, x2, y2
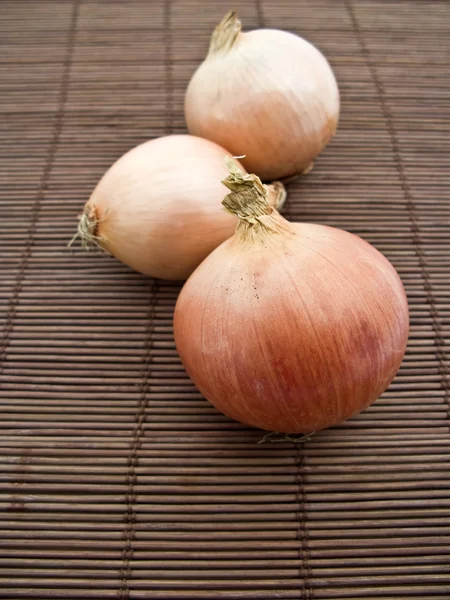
(185, 12, 340, 181)
(70, 135, 286, 280)
(174, 161, 409, 434)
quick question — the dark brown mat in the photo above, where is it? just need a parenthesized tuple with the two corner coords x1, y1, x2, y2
(1, 0, 449, 598)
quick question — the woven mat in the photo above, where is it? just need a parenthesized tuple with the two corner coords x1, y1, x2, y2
(1, 0, 449, 598)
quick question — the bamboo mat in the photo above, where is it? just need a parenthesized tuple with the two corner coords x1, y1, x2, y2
(1, 0, 449, 598)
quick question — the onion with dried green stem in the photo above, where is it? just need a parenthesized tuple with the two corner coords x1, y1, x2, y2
(174, 160, 409, 434)
(69, 135, 285, 280)
(185, 12, 340, 181)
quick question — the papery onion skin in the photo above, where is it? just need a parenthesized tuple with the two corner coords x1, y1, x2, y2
(185, 12, 340, 181)
(72, 135, 285, 280)
(174, 168, 409, 434)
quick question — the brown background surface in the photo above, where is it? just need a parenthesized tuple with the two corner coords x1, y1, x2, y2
(1, 0, 450, 598)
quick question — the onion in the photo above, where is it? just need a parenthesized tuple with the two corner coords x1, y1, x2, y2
(174, 161, 409, 434)
(185, 12, 340, 181)
(70, 135, 286, 280)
